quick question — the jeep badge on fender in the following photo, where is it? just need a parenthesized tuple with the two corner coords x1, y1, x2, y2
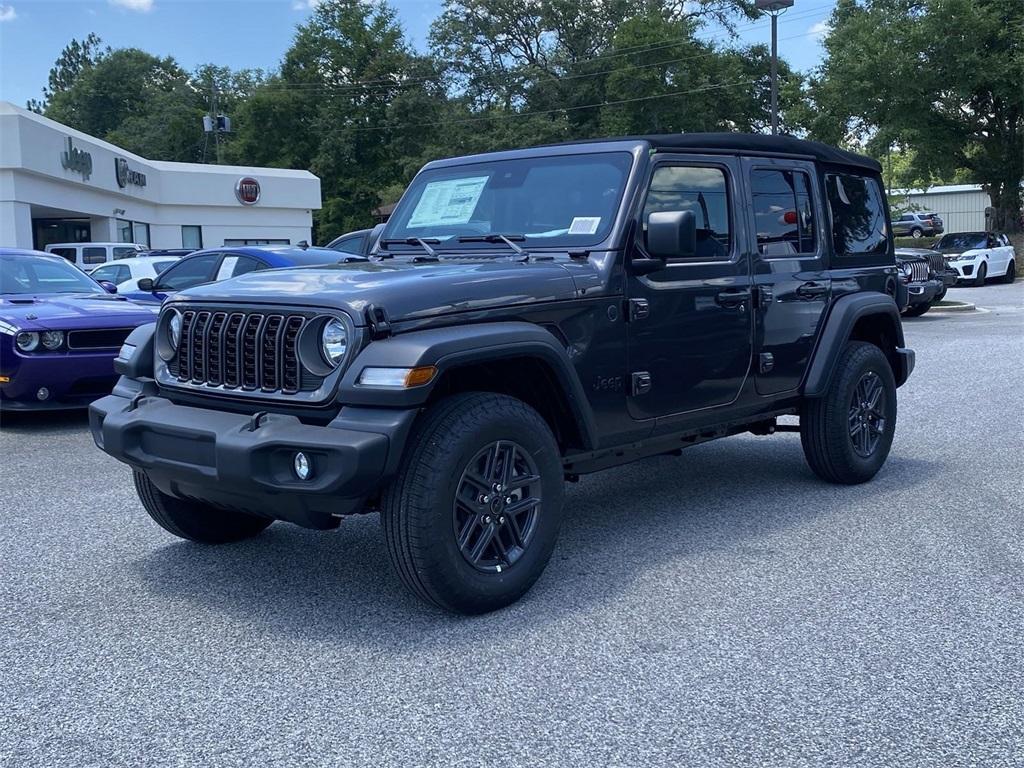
(90, 134, 914, 614)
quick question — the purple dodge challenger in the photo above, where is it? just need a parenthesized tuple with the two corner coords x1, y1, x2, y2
(1, 248, 158, 410)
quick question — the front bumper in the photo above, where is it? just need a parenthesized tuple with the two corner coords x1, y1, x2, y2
(905, 279, 941, 307)
(949, 261, 978, 279)
(89, 382, 416, 527)
(0, 350, 119, 410)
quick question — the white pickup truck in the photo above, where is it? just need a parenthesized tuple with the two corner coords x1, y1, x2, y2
(935, 232, 1017, 286)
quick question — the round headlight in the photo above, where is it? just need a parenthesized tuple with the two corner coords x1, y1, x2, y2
(321, 318, 348, 367)
(15, 332, 39, 352)
(899, 262, 913, 282)
(41, 331, 64, 350)
(168, 311, 183, 349)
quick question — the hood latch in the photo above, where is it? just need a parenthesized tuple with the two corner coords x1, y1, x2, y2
(366, 304, 392, 340)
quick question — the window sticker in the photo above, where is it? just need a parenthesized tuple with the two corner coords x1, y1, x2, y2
(568, 216, 601, 235)
(408, 176, 489, 228)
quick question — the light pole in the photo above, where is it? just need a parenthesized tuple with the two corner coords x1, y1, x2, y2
(755, 0, 793, 135)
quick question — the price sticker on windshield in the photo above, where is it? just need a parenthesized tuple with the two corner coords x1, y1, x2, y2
(569, 217, 601, 235)
(408, 176, 489, 228)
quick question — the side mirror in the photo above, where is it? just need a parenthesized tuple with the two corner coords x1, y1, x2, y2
(646, 210, 697, 261)
(137, 277, 155, 291)
(98, 281, 118, 294)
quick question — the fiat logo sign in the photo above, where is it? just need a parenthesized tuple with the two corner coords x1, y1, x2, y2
(235, 176, 261, 205)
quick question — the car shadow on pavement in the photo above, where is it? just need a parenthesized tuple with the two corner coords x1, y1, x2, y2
(131, 437, 942, 644)
(0, 409, 90, 433)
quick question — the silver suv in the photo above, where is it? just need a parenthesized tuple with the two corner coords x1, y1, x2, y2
(892, 212, 944, 238)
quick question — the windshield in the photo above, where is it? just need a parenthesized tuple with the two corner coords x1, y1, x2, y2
(936, 233, 985, 250)
(382, 152, 634, 250)
(1, 256, 105, 295)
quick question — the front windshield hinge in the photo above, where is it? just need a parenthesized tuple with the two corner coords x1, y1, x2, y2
(366, 304, 392, 340)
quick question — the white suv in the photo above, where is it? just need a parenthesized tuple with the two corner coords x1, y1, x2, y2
(44, 242, 146, 270)
(935, 232, 1016, 286)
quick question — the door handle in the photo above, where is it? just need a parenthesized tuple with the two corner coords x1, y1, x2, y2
(716, 288, 752, 308)
(796, 281, 827, 299)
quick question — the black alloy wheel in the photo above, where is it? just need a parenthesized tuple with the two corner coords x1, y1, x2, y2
(975, 262, 987, 286)
(848, 372, 887, 458)
(453, 440, 542, 573)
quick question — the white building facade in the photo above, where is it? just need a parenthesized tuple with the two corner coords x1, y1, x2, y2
(0, 102, 321, 251)
(889, 184, 993, 233)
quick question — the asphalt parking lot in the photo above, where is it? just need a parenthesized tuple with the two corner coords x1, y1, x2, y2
(2, 282, 1021, 767)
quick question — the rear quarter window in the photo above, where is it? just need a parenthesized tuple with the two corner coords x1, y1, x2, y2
(825, 172, 888, 257)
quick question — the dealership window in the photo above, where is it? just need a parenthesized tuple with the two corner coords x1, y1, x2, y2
(750, 169, 817, 256)
(825, 173, 888, 256)
(181, 225, 203, 250)
(117, 219, 132, 243)
(133, 222, 151, 247)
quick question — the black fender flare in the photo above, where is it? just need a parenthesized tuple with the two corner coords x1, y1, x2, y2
(802, 293, 912, 397)
(337, 321, 599, 450)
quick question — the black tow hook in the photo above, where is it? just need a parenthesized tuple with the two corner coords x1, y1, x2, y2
(247, 411, 269, 431)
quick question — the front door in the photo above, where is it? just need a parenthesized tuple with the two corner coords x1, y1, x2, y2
(742, 157, 831, 395)
(626, 155, 753, 420)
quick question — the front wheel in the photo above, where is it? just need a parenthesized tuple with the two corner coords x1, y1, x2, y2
(974, 262, 987, 286)
(381, 392, 564, 614)
(910, 227, 923, 238)
(133, 471, 272, 543)
(800, 342, 897, 484)
(903, 302, 932, 317)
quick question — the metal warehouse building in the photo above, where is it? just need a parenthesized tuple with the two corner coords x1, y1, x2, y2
(0, 101, 321, 251)
(889, 185, 993, 233)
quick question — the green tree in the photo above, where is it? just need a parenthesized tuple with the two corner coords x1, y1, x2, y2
(806, 0, 1024, 231)
(28, 33, 109, 112)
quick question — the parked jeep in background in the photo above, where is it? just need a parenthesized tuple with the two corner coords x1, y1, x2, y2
(90, 134, 914, 614)
(895, 247, 955, 316)
(891, 211, 944, 238)
(935, 231, 1016, 286)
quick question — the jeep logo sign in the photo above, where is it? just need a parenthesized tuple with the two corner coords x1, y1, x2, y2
(60, 137, 93, 181)
(235, 176, 261, 205)
(115, 157, 147, 188)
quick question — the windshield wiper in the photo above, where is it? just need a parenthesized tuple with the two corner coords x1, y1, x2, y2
(379, 237, 440, 258)
(457, 233, 530, 259)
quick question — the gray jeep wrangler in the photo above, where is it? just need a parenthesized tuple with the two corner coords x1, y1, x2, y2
(91, 134, 914, 614)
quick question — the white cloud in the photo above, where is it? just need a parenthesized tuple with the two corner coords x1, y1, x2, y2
(108, 0, 154, 11)
(0, 4, 17, 22)
(809, 20, 830, 41)
(292, 0, 320, 9)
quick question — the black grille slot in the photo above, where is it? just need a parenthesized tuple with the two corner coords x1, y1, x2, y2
(67, 327, 134, 350)
(167, 307, 324, 396)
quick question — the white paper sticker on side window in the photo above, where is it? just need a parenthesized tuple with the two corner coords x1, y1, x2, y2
(408, 176, 490, 228)
(568, 216, 601, 235)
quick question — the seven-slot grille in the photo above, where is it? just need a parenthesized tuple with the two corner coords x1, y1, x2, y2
(908, 260, 930, 282)
(168, 309, 310, 394)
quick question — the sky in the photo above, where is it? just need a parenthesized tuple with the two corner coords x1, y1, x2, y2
(0, 0, 835, 110)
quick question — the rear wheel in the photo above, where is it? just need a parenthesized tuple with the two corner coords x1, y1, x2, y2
(974, 262, 987, 286)
(133, 471, 272, 543)
(800, 342, 897, 484)
(381, 392, 563, 614)
(1003, 260, 1016, 283)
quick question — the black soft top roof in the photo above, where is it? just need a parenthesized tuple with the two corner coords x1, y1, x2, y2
(552, 133, 882, 173)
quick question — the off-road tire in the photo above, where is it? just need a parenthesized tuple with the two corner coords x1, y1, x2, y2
(133, 470, 272, 543)
(1003, 260, 1016, 284)
(903, 302, 931, 317)
(381, 392, 563, 614)
(800, 341, 897, 485)
(974, 262, 987, 286)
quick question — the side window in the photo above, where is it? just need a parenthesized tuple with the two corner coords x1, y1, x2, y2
(113, 247, 139, 260)
(750, 169, 817, 256)
(825, 173, 888, 256)
(83, 247, 107, 265)
(90, 264, 129, 283)
(333, 234, 366, 255)
(156, 254, 220, 290)
(642, 165, 731, 261)
(50, 248, 76, 262)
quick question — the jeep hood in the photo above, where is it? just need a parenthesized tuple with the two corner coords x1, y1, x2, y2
(174, 259, 591, 324)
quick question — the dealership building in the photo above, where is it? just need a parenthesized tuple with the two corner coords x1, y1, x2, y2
(0, 101, 321, 251)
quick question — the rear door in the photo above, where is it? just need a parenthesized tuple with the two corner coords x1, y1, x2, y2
(743, 157, 831, 395)
(625, 154, 753, 420)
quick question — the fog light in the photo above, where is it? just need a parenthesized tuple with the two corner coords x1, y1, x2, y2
(293, 451, 312, 481)
(36, 387, 50, 401)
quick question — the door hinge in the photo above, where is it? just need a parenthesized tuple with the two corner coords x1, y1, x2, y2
(759, 352, 774, 374)
(631, 371, 652, 396)
(365, 304, 391, 339)
(628, 298, 650, 321)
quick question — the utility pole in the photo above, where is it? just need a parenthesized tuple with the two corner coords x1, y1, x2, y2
(756, 0, 794, 135)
